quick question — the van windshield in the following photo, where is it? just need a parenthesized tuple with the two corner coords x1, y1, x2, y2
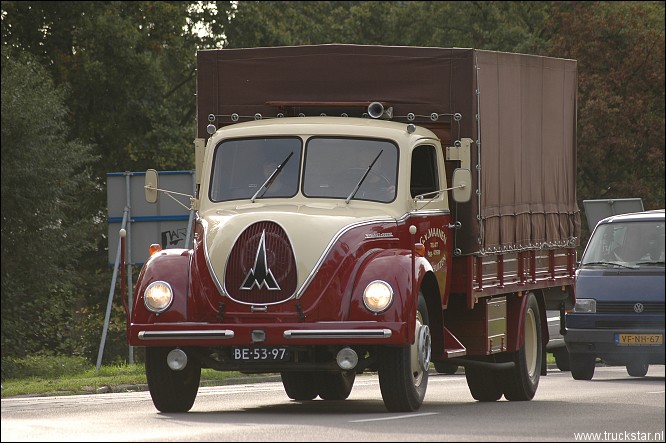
(581, 220, 665, 267)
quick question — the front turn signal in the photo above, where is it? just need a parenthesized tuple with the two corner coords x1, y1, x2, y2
(149, 243, 162, 256)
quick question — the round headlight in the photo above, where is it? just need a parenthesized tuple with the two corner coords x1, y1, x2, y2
(144, 281, 173, 313)
(363, 280, 394, 313)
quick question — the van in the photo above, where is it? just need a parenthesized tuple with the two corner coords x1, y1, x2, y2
(565, 210, 665, 380)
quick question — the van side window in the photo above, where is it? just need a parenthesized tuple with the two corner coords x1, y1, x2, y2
(411, 145, 439, 198)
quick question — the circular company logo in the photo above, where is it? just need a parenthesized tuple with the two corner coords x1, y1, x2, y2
(633, 303, 644, 313)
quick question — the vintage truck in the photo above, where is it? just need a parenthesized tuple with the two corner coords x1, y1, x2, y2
(127, 44, 581, 412)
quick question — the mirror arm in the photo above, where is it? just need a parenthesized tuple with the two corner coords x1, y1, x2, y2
(144, 185, 193, 211)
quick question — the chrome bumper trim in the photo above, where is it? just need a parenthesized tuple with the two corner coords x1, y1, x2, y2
(283, 329, 392, 339)
(138, 330, 235, 340)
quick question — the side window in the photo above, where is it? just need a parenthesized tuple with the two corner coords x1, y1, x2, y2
(411, 145, 439, 198)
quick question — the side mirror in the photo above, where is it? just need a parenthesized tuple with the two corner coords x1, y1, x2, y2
(145, 169, 159, 203)
(452, 168, 472, 203)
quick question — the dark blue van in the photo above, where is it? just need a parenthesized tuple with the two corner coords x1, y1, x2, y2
(565, 209, 665, 380)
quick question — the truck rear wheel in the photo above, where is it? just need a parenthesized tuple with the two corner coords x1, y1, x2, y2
(378, 293, 430, 412)
(502, 292, 542, 401)
(317, 370, 356, 400)
(281, 371, 318, 400)
(434, 362, 459, 374)
(553, 348, 571, 371)
(570, 353, 595, 380)
(145, 347, 201, 412)
(465, 366, 503, 401)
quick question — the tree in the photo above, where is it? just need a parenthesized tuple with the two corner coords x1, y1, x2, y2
(1, 46, 98, 356)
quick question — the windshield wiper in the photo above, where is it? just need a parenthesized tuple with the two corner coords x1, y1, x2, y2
(251, 152, 294, 202)
(581, 261, 638, 269)
(635, 261, 665, 266)
(345, 150, 383, 204)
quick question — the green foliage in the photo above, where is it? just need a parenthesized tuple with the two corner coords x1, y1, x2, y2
(223, 1, 552, 52)
(1, 1, 207, 363)
(1, 45, 99, 357)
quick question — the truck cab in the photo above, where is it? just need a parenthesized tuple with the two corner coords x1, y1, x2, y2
(134, 115, 470, 412)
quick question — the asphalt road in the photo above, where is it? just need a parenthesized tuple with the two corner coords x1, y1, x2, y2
(1, 366, 664, 442)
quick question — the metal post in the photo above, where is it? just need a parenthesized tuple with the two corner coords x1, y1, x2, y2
(96, 210, 128, 372)
(125, 172, 134, 365)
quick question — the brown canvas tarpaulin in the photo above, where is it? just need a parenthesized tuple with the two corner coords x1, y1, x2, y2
(475, 51, 580, 253)
(197, 44, 581, 254)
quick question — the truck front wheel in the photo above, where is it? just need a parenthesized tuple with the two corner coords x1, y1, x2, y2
(378, 292, 430, 412)
(502, 292, 542, 401)
(145, 347, 201, 412)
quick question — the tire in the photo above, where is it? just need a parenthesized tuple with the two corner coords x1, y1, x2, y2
(626, 360, 649, 377)
(465, 365, 503, 402)
(281, 371, 318, 400)
(553, 348, 571, 372)
(317, 370, 356, 400)
(145, 347, 201, 413)
(502, 292, 542, 401)
(434, 362, 459, 374)
(570, 353, 596, 380)
(378, 292, 431, 412)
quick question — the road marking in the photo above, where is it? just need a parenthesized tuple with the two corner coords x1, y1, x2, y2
(350, 412, 439, 422)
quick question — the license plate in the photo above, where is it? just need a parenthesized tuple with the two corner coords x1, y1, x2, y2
(232, 347, 289, 361)
(615, 334, 663, 346)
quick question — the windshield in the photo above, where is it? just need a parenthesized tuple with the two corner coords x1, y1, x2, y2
(209, 137, 302, 202)
(581, 220, 665, 267)
(209, 136, 398, 203)
(303, 137, 398, 202)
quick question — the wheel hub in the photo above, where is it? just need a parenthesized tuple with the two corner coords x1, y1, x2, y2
(417, 324, 432, 372)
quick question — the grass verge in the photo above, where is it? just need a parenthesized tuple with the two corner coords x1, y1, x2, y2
(1, 361, 270, 399)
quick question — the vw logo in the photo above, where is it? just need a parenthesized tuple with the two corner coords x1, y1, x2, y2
(633, 303, 644, 313)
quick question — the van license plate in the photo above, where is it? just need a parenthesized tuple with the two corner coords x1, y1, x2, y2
(615, 334, 663, 345)
(232, 347, 289, 361)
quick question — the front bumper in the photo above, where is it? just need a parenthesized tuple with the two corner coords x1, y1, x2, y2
(565, 327, 665, 364)
(129, 321, 409, 347)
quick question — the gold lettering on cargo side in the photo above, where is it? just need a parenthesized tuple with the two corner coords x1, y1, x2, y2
(420, 228, 447, 272)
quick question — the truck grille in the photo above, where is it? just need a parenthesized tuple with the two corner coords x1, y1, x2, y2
(224, 221, 297, 304)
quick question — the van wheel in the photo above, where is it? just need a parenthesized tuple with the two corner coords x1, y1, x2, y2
(281, 371, 318, 400)
(145, 347, 201, 412)
(378, 292, 430, 412)
(502, 292, 542, 401)
(317, 370, 356, 400)
(626, 361, 649, 377)
(570, 353, 596, 380)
